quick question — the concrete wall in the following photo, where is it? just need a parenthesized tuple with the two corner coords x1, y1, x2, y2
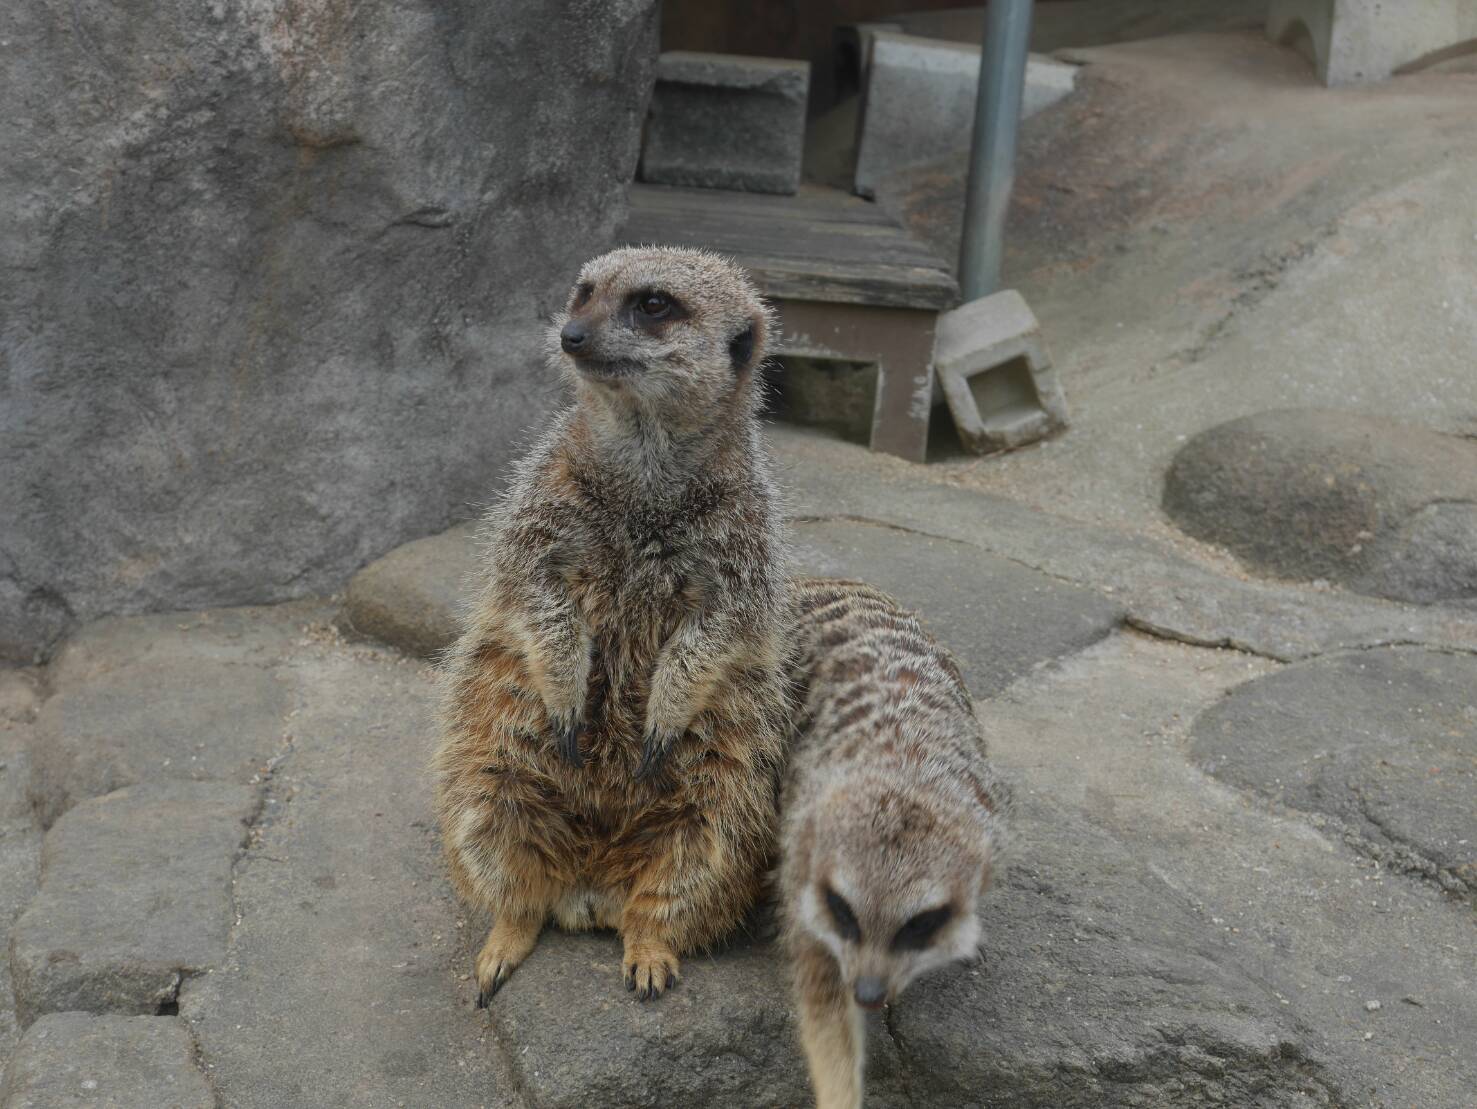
(1269, 0, 1477, 84)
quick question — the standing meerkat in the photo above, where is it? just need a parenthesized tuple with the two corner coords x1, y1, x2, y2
(434, 246, 791, 1005)
(780, 578, 1009, 1109)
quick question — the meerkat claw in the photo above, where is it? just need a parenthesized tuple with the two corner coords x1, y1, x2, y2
(556, 722, 584, 767)
(633, 732, 669, 781)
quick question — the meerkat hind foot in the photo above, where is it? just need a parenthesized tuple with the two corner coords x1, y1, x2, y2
(474, 913, 543, 1007)
(621, 935, 680, 1001)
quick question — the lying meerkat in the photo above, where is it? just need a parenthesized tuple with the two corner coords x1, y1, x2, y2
(434, 247, 791, 1005)
(781, 578, 1010, 1109)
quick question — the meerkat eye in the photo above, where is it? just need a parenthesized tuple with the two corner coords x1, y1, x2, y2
(573, 282, 594, 308)
(891, 904, 954, 952)
(637, 291, 673, 318)
(823, 887, 861, 942)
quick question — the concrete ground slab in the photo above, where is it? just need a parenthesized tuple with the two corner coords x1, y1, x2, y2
(9, 781, 257, 1027)
(181, 647, 523, 1109)
(29, 657, 289, 829)
(0, 1012, 212, 1109)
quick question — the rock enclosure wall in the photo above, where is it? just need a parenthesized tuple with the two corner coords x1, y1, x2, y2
(0, 0, 660, 661)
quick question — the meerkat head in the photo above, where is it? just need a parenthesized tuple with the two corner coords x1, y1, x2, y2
(797, 776, 994, 1011)
(549, 246, 774, 423)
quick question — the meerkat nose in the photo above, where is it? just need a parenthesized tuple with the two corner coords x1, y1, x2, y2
(560, 320, 589, 355)
(853, 976, 887, 1010)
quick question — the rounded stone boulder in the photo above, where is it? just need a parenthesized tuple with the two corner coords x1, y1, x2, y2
(1163, 409, 1477, 603)
(1190, 646, 1476, 897)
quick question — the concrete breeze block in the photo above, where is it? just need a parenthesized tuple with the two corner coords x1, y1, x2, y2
(1268, 0, 1477, 86)
(854, 31, 1078, 198)
(933, 289, 1068, 455)
(640, 52, 810, 195)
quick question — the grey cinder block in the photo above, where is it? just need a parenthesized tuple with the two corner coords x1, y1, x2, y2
(933, 289, 1068, 455)
(640, 52, 810, 195)
(853, 32, 1077, 198)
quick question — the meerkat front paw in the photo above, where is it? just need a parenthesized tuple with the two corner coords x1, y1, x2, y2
(474, 913, 543, 1007)
(622, 937, 680, 1001)
(543, 641, 599, 768)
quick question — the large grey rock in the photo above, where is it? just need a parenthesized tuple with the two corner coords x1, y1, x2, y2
(853, 33, 1077, 198)
(0, 814, 40, 1064)
(640, 52, 809, 195)
(0, 0, 660, 664)
(792, 517, 1124, 697)
(488, 800, 1332, 1108)
(0, 674, 38, 728)
(342, 521, 478, 658)
(29, 655, 288, 829)
(0, 718, 41, 1063)
(1, 1013, 212, 1109)
(182, 648, 522, 1108)
(1191, 647, 1477, 897)
(9, 781, 258, 1027)
(1163, 410, 1477, 604)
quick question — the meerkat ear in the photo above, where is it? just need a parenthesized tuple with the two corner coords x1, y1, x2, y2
(728, 320, 757, 373)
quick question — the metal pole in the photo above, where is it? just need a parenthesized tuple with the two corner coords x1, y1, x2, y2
(958, 0, 1034, 301)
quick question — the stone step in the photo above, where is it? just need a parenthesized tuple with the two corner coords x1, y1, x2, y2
(0, 1013, 212, 1109)
(341, 522, 479, 659)
(340, 510, 1126, 693)
(9, 781, 258, 1027)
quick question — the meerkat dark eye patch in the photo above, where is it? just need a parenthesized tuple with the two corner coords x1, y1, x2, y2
(823, 886, 861, 942)
(728, 322, 756, 371)
(891, 904, 953, 951)
(573, 282, 594, 308)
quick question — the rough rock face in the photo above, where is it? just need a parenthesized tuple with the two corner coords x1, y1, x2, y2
(1163, 410, 1477, 602)
(0, 0, 660, 663)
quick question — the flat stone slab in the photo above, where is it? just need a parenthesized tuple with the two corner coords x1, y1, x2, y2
(1163, 409, 1477, 604)
(30, 655, 288, 829)
(488, 799, 1331, 1107)
(641, 51, 809, 195)
(9, 781, 257, 1027)
(770, 424, 1477, 662)
(182, 648, 521, 1108)
(792, 517, 1124, 697)
(0, 1013, 212, 1109)
(342, 521, 478, 658)
(1191, 647, 1477, 897)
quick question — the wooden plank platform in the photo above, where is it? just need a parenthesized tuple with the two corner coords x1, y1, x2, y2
(618, 184, 959, 312)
